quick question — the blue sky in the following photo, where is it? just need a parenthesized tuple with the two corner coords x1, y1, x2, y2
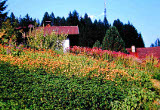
(7, 0, 160, 47)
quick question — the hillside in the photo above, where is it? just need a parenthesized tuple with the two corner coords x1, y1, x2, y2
(0, 45, 160, 109)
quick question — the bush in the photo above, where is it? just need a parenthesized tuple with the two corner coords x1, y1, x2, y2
(27, 27, 67, 50)
(0, 61, 158, 109)
(93, 40, 102, 48)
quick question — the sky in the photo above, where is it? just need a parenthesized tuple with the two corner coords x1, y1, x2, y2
(6, 0, 160, 47)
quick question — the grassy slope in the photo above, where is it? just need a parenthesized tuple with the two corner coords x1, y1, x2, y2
(0, 47, 160, 109)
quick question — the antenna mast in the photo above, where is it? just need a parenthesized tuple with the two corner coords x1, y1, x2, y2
(104, 0, 107, 18)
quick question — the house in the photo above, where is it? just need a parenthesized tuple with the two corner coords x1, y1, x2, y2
(40, 25, 79, 52)
(16, 24, 79, 52)
(126, 46, 160, 59)
(43, 25, 79, 46)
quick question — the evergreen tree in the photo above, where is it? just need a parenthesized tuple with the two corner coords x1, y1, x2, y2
(9, 12, 19, 28)
(50, 12, 55, 26)
(113, 19, 123, 37)
(19, 13, 35, 28)
(155, 38, 160, 47)
(72, 10, 79, 26)
(54, 16, 61, 26)
(136, 33, 145, 47)
(24, 14, 31, 26)
(41, 12, 51, 26)
(113, 19, 144, 48)
(122, 22, 139, 48)
(83, 13, 92, 25)
(78, 13, 93, 47)
(150, 43, 154, 47)
(93, 40, 101, 48)
(36, 19, 40, 27)
(102, 26, 125, 52)
(0, 0, 8, 28)
(61, 17, 66, 26)
(66, 11, 73, 26)
(103, 17, 109, 30)
(150, 38, 160, 47)
(10, 12, 15, 25)
(66, 10, 79, 26)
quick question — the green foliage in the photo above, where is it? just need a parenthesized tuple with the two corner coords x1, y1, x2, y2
(113, 19, 145, 48)
(144, 55, 160, 81)
(66, 10, 79, 26)
(0, 19, 17, 45)
(41, 12, 51, 26)
(0, 45, 159, 109)
(0, 60, 159, 109)
(27, 27, 67, 50)
(0, 0, 8, 27)
(1, 9, 145, 48)
(0, 44, 24, 56)
(153, 73, 160, 81)
(93, 40, 101, 48)
(102, 26, 126, 52)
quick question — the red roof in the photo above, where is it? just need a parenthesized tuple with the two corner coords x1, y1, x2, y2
(15, 26, 26, 30)
(39, 25, 79, 35)
(126, 47, 160, 59)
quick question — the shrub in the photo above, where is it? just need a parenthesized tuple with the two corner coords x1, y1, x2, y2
(0, 61, 158, 109)
(93, 40, 102, 48)
(0, 19, 17, 46)
(27, 27, 67, 50)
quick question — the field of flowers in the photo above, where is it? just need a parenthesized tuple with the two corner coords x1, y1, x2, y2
(0, 44, 160, 109)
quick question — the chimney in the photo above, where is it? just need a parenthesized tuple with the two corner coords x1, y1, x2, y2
(131, 45, 136, 53)
(45, 21, 51, 26)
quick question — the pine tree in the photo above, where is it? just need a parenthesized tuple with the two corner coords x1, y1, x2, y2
(113, 19, 145, 48)
(10, 12, 15, 25)
(9, 12, 19, 28)
(54, 16, 61, 26)
(50, 12, 55, 26)
(150, 38, 160, 47)
(72, 10, 79, 26)
(61, 17, 66, 26)
(41, 12, 51, 26)
(103, 17, 109, 30)
(66, 11, 73, 26)
(0, 0, 8, 28)
(93, 40, 101, 48)
(136, 33, 145, 47)
(78, 13, 93, 47)
(122, 22, 139, 48)
(66, 10, 79, 26)
(113, 19, 123, 37)
(83, 13, 92, 25)
(102, 26, 125, 52)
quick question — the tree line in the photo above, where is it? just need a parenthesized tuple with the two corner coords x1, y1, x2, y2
(0, 0, 145, 50)
(150, 38, 160, 47)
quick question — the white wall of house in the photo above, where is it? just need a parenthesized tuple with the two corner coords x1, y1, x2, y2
(63, 38, 70, 53)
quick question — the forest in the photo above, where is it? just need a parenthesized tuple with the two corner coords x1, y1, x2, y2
(0, 0, 145, 49)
